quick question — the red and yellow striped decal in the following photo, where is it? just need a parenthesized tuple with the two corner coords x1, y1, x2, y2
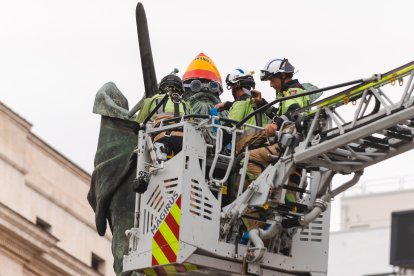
(152, 195, 181, 265)
(142, 263, 198, 276)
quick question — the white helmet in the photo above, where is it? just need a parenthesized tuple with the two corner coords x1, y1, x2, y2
(260, 58, 295, 81)
(225, 68, 256, 91)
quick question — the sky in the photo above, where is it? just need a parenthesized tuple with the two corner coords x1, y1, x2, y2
(1, 0, 414, 229)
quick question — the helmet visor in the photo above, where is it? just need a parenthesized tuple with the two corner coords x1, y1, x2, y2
(239, 77, 256, 90)
(260, 70, 273, 81)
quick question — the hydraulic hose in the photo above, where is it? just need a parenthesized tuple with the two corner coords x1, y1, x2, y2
(248, 221, 280, 262)
(281, 170, 363, 228)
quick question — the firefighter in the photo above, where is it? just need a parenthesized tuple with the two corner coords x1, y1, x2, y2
(259, 58, 310, 136)
(136, 74, 192, 158)
(260, 58, 310, 202)
(224, 68, 279, 185)
(181, 53, 224, 116)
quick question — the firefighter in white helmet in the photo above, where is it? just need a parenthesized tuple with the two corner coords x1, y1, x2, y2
(222, 68, 279, 189)
(259, 58, 310, 136)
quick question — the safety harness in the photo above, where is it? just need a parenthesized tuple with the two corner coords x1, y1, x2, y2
(154, 96, 190, 117)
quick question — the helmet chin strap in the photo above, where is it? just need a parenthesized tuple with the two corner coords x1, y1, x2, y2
(232, 89, 237, 100)
(273, 74, 286, 96)
(280, 76, 287, 94)
(232, 86, 251, 100)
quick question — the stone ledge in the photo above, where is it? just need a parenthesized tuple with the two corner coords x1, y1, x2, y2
(0, 202, 103, 276)
(25, 180, 112, 241)
(0, 102, 32, 132)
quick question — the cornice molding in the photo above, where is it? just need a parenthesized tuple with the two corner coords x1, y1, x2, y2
(0, 203, 103, 276)
(27, 134, 91, 183)
(0, 101, 91, 184)
(0, 102, 32, 131)
(0, 151, 28, 175)
(25, 180, 112, 241)
(0, 203, 58, 252)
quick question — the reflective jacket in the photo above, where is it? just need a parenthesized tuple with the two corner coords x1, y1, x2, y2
(228, 95, 268, 128)
(276, 79, 309, 115)
(136, 93, 192, 123)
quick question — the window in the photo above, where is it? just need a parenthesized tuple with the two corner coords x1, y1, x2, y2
(36, 217, 51, 233)
(91, 253, 105, 274)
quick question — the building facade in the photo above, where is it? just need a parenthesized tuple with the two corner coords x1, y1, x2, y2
(0, 102, 114, 275)
(328, 177, 414, 276)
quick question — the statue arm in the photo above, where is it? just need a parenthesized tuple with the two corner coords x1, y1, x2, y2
(135, 98, 153, 123)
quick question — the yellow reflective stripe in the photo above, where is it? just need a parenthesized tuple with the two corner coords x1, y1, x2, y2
(184, 263, 198, 271)
(309, 65, 414, 115)
(158, 221, 179, 255)
(152, 239, 170, 265)
(143, 268, 157, 276)
(163, 264, 178, 274)
(170, 203, 181, 225)
(222, 185, 228, 195)
(286, 192, 296, 203)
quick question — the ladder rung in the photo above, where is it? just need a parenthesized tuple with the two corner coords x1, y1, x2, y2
(282, 185, 309, 194)
(324, 152, 350, 162)
(385, 130, 413, 141)
(388, 126, 412, 135)
(283, 201, 309, 213)
(241, 214, 267, 223)
(364, 135, 389, 145)
(218, 154, 232, 160)
(348, 145, 366, 152)
(274, 204, 302, 214)
(362, 140, 389, 151)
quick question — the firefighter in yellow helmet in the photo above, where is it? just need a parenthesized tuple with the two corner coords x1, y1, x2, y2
(181, 53, 225, 116)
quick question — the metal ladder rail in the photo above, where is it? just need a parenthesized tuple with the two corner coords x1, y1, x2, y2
(302, 68, 414, 147)
(207, 119, 265, 186)
(224, 72, 414, 217)
(296, 61, 414, 117)
(294, 79, 414, 173)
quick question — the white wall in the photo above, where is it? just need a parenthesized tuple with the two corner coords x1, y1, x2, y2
(329, 227, 393, 276)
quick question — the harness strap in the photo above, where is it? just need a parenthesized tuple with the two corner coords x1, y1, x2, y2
(155, 97, 189, 117)
(155, 99, 164, 114)
(173, 102, 180, 117)
(248, 159, 266, 172)
(253, 106, 263, 127)
(182, 102, 189, 115)
(264, 145, 274, 155)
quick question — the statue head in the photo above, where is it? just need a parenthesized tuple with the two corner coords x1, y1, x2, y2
(182, 53, 223, 99)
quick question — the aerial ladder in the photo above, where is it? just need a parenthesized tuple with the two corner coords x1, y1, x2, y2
(123, 62, 414, 275)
